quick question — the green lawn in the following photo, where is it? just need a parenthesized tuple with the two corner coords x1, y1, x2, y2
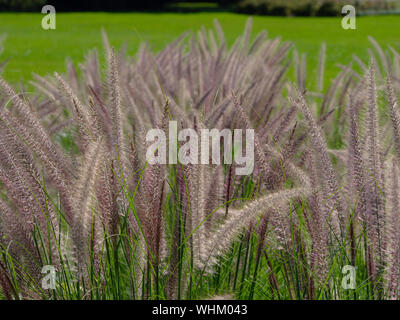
(0, 12, 399, 84)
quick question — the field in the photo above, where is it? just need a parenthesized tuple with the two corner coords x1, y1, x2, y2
(0, 13, 399, 84)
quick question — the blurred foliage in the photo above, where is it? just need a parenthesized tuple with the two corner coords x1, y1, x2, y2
(0, 0, 46, 11)
(0, 0, 172, 11)
(235, 0, 398, 16)
(0, 0, 397, 13)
